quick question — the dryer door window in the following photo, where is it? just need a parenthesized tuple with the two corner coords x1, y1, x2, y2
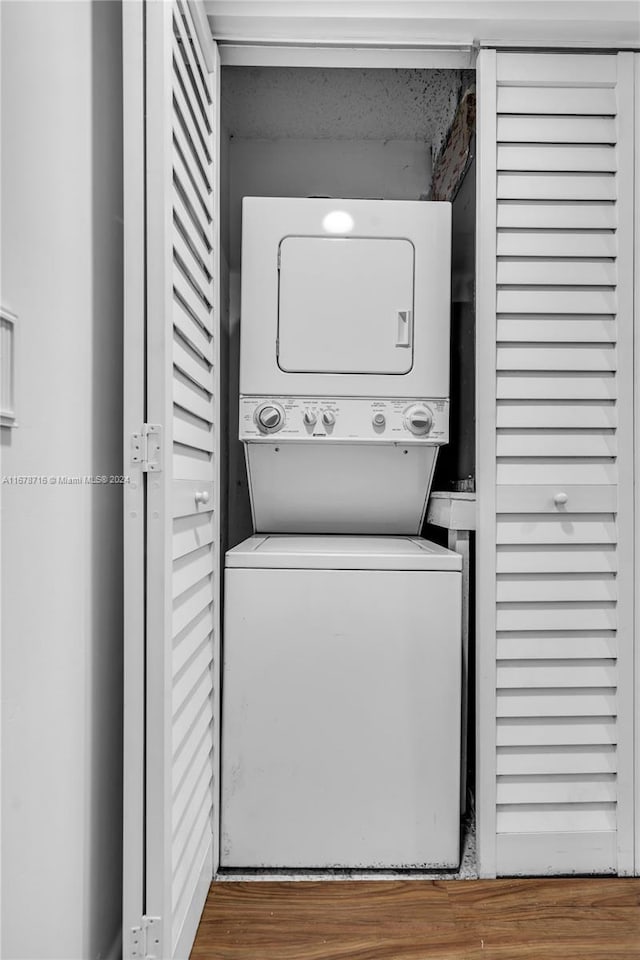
(277, 236, 415, 375)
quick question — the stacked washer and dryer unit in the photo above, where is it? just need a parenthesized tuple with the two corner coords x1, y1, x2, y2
(221, 198, 462, 870)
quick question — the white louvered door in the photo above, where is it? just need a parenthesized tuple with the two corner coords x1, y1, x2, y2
(476, 50, 636, 878)
(124, 2, 220, 957)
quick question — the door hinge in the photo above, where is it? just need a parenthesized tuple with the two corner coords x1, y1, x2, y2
(129, 916, 162, 960)
(277, 248, 281, 270)
(130, 423, 162, 472)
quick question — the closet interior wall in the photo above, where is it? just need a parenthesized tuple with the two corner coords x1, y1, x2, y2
(219, 66, 474, 551)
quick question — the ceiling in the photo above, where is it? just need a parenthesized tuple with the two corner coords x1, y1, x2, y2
(221, 67, 464, 144)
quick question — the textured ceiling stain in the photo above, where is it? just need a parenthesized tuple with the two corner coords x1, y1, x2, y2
(222, 67, 463, 150)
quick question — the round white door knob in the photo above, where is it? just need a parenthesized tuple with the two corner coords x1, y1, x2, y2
(554, 492, 568, 506)
(256, 403, 284, 432)
(195, 490, 210, 505)
(322, 410, 336, 427)
(303, 409, 317, 426)
(404, 404, 433, 436)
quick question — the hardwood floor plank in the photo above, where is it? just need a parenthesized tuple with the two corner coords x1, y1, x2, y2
(190, 879, 640, 960)
(192, 927, 484, 960)
(200, 880, 453, 926)
(445, 877, 640, 915)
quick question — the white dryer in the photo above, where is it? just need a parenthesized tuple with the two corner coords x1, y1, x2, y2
(239, 197, 451, 534)
(221, 535, 462, 869)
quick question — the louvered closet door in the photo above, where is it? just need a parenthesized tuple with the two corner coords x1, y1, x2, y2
(476, 50, 635, 878)
(144, 1, 220, 956)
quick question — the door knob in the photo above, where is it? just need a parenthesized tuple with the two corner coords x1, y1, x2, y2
(195, 490, 210, 505)
(553, 492, 568, 506)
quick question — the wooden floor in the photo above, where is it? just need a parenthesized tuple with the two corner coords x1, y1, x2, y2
(191, 878, 640, 959)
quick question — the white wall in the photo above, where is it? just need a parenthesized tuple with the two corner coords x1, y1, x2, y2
(0, 2, 123, 958)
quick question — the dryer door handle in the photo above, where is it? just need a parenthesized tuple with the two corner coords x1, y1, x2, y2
(396, 310, 412, 348)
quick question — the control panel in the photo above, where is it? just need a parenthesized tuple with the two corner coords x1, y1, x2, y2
(240, 397, 449, 443)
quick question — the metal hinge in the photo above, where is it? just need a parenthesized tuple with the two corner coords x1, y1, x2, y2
(130, 423, 162, 472)
(277, 248, 281, 270)
(129, 916, 162, 960)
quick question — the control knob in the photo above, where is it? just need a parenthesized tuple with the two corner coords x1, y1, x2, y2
(372, 412, 386, 428)
(303, 409, 318, 426)
(256, 403, 284, 433)
(404, 404, 433, 436)
(322, 410, 336, 427)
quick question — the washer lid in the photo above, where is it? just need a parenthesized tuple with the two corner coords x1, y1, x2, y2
(225, 535, 461, 571)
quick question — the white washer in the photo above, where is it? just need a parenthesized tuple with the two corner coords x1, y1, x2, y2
(221, 535, 462, 869)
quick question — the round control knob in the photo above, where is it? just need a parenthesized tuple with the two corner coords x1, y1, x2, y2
(404, 404, 433, 436)
(256, 403, 284, 433)
(322, 410, 336, 427)
(303, 409, 318, 426)
(554, 492, 568, 507)
(372, 413, 386, 428)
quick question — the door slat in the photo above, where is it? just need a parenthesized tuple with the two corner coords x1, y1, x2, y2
(497, 145, 616, 172)
(497, 116, 616, 144)
(497, 173, 616, 201)
(497, 231, 616, 258)
(497, 87, 616, 115)
(496, 260, 616, 287)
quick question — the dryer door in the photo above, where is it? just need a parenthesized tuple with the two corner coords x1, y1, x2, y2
(277, 236, 415, 374)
